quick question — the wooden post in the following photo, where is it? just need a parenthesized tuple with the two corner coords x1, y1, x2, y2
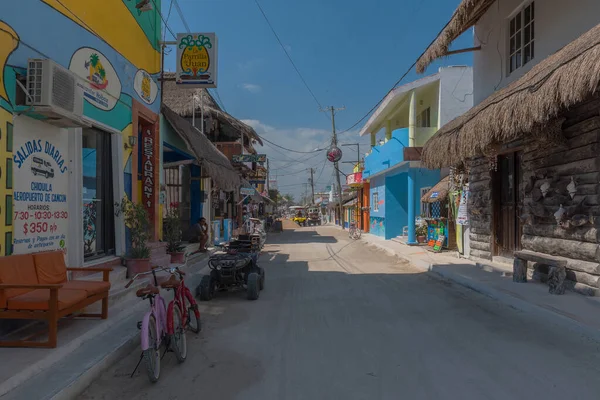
(513, 257, 528, 283)
(101, 295, 109, 319)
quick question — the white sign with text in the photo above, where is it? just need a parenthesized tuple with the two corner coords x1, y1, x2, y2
(12, 116, 69, 255)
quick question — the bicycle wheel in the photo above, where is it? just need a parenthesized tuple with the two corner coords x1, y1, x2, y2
(355, 229, 362, 239)
(186, 299, 201, 333)
(171, 305, 187, 363)
(142, 315, 161, 383)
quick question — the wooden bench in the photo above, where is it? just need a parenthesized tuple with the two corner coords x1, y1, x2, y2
(0, 251, 112, 348)
(513, 250, 567, 295)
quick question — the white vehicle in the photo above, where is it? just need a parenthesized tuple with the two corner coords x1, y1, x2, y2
(31, 156, 55, 178)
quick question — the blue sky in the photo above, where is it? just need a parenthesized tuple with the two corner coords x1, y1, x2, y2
(163, 0, 473, 199)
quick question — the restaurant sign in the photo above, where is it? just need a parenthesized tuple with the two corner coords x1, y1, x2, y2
(12, 116, 69, 255)
(142, 128, 156, 220)
(232, 154, 266, 163)
(176, 33, 218, 88)
(346, 172, 363, 187)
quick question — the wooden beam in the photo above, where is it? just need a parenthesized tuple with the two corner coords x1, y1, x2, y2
(445, 46, 482, 56)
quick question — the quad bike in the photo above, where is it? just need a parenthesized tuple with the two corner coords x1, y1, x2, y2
(197, 237, 265, 301)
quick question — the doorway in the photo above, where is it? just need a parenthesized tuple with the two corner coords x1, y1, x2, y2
(82, 128, 115, 259)
(493, 151, 523, 258)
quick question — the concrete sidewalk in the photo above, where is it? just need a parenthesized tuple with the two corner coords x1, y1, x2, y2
(0, 252, 212, 400)
(358, 232, 600, 342)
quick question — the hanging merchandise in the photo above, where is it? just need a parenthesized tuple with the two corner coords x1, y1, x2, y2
(327, 145, 343, 163)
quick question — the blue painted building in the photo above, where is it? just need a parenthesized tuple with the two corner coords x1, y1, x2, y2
(360, 67, 473, 242)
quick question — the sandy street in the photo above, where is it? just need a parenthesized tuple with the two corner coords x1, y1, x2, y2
(81, 224, 600, 400)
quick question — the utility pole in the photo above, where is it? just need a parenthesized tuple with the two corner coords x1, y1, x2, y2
(321, 106, 346, 229)
(309, 168, 315, 205)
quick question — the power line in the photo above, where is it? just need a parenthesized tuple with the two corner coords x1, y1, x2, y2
(336, 13, 459, 135)
(172, 0, 191, 32)
(259, 134, 326, 154)
(253, 0, 329, 122)
(211, 89, 227, 112)
(149, 0, 177, 39)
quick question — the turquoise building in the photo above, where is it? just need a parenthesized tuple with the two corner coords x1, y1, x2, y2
(360, 67, 473, 242)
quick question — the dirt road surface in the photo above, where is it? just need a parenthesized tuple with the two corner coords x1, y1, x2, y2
(81, 224, 600, 400)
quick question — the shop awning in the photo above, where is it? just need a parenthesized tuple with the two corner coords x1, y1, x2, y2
(421, 176, 450, 203)
(162, 105, 241, 191)
(342, 197, 358, 207)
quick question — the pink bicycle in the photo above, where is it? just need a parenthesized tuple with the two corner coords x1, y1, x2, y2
(125, 266, 188, 383)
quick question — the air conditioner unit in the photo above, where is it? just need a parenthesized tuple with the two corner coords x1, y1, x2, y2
(26, 59, 88, 128)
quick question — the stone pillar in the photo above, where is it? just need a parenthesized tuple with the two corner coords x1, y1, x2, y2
(513, 258, 527, 283)
(385, 120, 392, 142)
(408, 90, 417, 147)
(407, 169, 416, 244)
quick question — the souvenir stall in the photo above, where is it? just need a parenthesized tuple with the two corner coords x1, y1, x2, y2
(420, 176, 456, 251)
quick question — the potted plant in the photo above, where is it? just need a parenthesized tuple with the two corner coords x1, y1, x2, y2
(116, 197, 151, 277)
(416, 224, 428, 244)
(164, 207, 185, 263)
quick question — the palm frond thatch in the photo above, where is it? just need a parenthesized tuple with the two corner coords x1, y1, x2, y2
(162, 72, 262, 145)
(162, 104, 241, 191)
(421, 176, 450, 203)
(416, 0, 495, 74)
(422, 23, 600, 169)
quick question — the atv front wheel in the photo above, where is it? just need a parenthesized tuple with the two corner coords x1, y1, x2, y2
(247, 272, 260, 300)
(198, 274, 215, 301)
(258, 267, 265, 290)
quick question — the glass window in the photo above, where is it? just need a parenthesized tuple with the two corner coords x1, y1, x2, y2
(6, 122, 12, 152)
(508, 2, 535, 74)
(372, 192, 379, 212)
(5, 195, 11, 226)
(6, 158, 12, 189)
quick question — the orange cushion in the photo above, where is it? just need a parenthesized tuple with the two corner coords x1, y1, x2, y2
(61, 280, 111, 296)
(7, 288, 87, 311)
(34, 251, 68, 285)
(0, 254, 38, 308)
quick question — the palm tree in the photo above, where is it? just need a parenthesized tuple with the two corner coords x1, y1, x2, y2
(90, 53, 99, 68)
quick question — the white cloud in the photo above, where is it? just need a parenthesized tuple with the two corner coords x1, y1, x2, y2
(240, 83, 262, 93)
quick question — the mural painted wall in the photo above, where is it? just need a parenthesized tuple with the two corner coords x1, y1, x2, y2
(0, 1, 161, 255)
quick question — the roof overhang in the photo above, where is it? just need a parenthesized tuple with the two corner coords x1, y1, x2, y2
(162, 105, 241, 191)
(359, 74, 440, 136)
(422, 23, 600, 169)
(416, 0, 496, 74)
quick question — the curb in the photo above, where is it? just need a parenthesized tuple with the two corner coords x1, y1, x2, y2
(363, 239, 600, 343)
(51, 330, 139, 400)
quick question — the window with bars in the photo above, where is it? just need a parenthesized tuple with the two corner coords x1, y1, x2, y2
(508, 2, 535, 74)
(420, 187, 431, 217)
(372, 192, 379, 212)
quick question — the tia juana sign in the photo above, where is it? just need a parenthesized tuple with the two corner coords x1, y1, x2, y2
(176, 33, 218, 88)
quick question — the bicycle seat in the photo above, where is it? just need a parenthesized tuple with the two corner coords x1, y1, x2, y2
(160, 275, 181, 289)
(136, 284, 159, 297)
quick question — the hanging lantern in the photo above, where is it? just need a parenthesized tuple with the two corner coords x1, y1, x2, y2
(327, 145, 342, 163)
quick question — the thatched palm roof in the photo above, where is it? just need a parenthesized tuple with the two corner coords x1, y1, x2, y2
(162, 72, 262, 145)
(421, 176, 450, 203)
(162, 104, 241, 191)
(416, 0, 495, 74)
(422, 23, 600, 169)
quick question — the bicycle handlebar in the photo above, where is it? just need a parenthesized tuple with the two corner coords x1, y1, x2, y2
(124, 255, 189, 288)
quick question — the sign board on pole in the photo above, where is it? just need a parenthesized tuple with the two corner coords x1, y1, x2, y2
(176, 33, 218, 88)
(232, 154, 266, 163)
(456, 187, 469, 225)
(240, 187, 256, 196)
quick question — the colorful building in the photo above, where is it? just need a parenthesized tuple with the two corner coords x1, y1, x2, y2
(359, 67, 473, 242)
(0, 1, 162, 265)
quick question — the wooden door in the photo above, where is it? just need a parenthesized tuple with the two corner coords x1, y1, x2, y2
(494, 152, 523, 257)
